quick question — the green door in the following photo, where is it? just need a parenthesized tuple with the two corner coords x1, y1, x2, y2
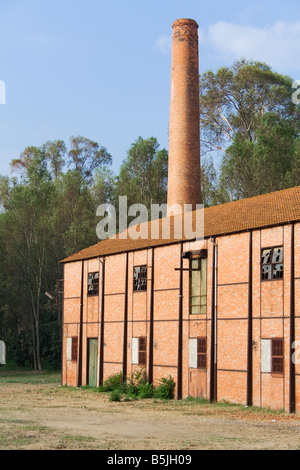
(88, 338, 98, 387)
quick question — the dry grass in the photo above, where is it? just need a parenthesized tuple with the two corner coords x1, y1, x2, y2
(0, 371, 299, 450)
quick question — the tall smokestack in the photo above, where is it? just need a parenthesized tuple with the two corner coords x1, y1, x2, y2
(167, 18, 202, 215)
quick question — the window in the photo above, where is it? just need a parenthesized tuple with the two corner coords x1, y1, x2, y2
(71, 337, 78, 362)
(261, 247, 283, 281)
(271, 338, 284, 374)
(88, 272, 99, 296)
(132, 337, 147, 366)
(138, 337, 147, 365)
(190, 257, 207, 314)
(133, 265, 147, 292)
(197, 337, 207, 369)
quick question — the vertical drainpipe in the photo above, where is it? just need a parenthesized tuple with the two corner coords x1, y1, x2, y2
(148, 248, 155, 385)
(99, 257, 106, 386)
(210, 238, 217, 402)
(290, 223, 295, 413)
(247, 230, 253, 406)
(77, 260, 84, 387)
(122, 253, 129, 382)
(177, 242, 183, 400)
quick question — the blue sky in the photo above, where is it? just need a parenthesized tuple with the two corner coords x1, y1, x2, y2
(0, 0, 300, 176)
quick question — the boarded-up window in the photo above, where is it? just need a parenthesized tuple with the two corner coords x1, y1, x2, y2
(71, 336, 78, 362)
(132, 338, 138, 364)
(261, 339, 271, 373)
(133, 265, 147, 291)
(189, 337, 207, 369)
(132, 337, 146, 365)
(271, 338, 284, 374)
(138, 337, 147, 365)
(190, 258, 207, 314)
(261, 338, 284, 374)
(197, 338, 207, 369)
(67, 336, 78, 362)
(88, 272, 99, 296)
(189, 339, 197, 368)
(261, 247, 283, 281)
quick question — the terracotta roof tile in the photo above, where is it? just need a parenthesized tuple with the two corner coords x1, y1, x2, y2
(61, 185, 300, 263)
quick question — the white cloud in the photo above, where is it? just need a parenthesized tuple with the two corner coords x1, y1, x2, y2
(207, 21, 300, 73)
(155, 35, 172, 55)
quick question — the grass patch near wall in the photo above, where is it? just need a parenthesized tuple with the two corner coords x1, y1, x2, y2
(0, 370, 61, 384)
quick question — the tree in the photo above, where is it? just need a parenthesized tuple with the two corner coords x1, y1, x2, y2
(68, 136, 112, 182)
(90, 166, 116, 208)
(43, 140, 66, 180)
(115, 136, 168, 209)
(0, 134, 115, 370)
(52, 170, 98, 257)
(2, 170, 55, 370)
(199, 59, 300, 200)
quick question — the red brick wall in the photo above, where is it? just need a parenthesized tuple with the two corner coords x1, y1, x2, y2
(62, 222, 300, 412)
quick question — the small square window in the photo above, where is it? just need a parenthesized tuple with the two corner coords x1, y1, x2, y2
(88, 272, 99, 296)
(133, 265, 147, 292)
(261, 247, 283, 281)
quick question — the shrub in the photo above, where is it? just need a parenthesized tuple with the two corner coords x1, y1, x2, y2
(153, 376, 175, 400)
(124, 369, 148, 398)
(101, 372, 123, 392)
(138, 382, 153, 399)
(109, 389, 121, 402)
(97, 371, 175, 401)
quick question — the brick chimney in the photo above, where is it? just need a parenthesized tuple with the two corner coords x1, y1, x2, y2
(167, 18, 202, 215)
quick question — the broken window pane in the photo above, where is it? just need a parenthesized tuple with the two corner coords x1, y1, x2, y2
(261, 247, 283, 281)
(261, 249, 272, 265)
(133, 265, 147, 291)
(273, 263, 283, 279)
(261, 264, 272, 280)
(272, 247, 283, 264)
(87, 272, 99, 296)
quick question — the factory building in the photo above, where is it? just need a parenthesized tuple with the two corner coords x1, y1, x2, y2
(61, 19, 300, 412)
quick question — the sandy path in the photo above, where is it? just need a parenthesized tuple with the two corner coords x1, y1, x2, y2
(0, 382, 299, 450)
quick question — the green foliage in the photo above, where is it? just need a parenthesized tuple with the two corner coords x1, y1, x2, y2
(124, 369, 148, 398)
(115, 136, 168, 212)
(99, 371, 174, 401)
(0, 136, 115, 371)
(153, 376, 175, 400)
(137, 382, 153, 399)
(109, 389, 122, 402)
(200, 59, 300, 201)
(219, 113, 300, 200)
(0, 134, 168, 372)
(100, 372, 123, 392)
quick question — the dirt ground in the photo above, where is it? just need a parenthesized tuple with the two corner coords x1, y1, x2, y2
(0, 375, 299, 450)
